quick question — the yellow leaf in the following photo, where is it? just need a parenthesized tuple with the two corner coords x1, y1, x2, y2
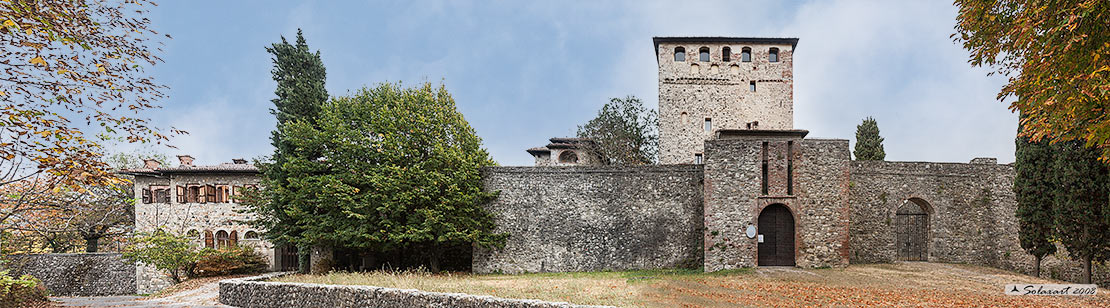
(2, 20, 14, 27)
(96, 63, 106, 72)
(29, 56, 45, 66)
(0, 91, 6, 96)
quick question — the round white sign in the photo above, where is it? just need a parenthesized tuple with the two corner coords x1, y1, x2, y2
(745, 225, 757, 238)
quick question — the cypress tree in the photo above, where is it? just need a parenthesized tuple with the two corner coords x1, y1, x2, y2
(853, 116, 886, 160)
(248, 29, 328, 273)
(1051, 140, 1110, 283)
(1013, 121, 1056, 277)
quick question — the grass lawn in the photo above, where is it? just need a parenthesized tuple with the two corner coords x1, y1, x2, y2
(275, 262, 1110, 307)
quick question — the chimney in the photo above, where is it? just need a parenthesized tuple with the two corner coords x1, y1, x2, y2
(177, 155, 195, 167)
(142, 159, 161, 169)
(232, 158, 247, 164)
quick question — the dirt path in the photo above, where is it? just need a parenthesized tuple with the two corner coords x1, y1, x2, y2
(52, 278, 230, 308)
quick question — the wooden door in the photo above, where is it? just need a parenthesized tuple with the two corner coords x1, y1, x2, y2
(758, 204, 795, 266)
(895, 202, 928, 261)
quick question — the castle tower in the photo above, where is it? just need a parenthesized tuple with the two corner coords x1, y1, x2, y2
(654, 37, 799, 164)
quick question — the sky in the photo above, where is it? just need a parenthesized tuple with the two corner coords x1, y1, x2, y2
(134, 0, 1017, 166)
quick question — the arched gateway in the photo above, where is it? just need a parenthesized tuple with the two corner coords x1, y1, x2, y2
(894, 198, 930, 261)
(758, 204, 795, 266)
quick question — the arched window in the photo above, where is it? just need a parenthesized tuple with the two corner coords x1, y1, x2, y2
(730, 64, 740, 74)
(204, 230, 214, 248)
(558, 151, 579, 164)
(674, 47, 685, 62)
(699, 47, 710, 62)
(690, 63, 699, 74)
(722, 47, 731, 62)
(741, 47, 751, 62)
(229, 230, 238, 247)
(216, 230, 229, 249)
(680, 112, 689, 125)
(244, 231, 259, 240)
(769, 48, 779, 62)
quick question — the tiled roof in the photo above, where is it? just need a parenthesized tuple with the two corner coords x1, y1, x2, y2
(121, 163, 259, 175)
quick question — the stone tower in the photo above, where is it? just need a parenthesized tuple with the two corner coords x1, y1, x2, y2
(654, 37, 799, 164)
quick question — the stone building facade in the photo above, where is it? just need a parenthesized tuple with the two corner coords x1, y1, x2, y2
(476, 36, 1104, 286)
(124, 156, 279, 294)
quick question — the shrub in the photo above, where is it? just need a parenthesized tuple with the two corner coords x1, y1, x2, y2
(0, 270, 48, 307)
(122, 229, 205, 283)
(194, 246, 268, 277)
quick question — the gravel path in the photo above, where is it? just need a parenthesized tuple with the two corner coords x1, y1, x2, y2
(52, 278, 231, 308)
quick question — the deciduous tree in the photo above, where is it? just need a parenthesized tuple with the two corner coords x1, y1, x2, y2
(853, 117, 885, 161)
(1, 0, 176, 186)
(576, 96, 658, 165)
(953, 0, 1110, 161)
(1051, 140, 1110, 283)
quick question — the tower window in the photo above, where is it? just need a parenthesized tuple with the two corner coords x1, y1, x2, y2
(558, 151, 579, 164)
(680, 112, 689, 125)
(722, 47, 731, 62)
(699, 47, 709, 62)
(695, 153, 703, 164)
(704, 118, 712, 132)
(674, 47, 685, 62)
(741, 47, 751, 62)
(750, 81, 756, 92)
(769, 48, 779, 62)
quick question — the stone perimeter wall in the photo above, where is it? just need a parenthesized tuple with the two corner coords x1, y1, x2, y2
(4, 253, 136, 296)
(474, 165, 704, 274)
(219, 273, 614, 308)
(849, 159, 1109, 287)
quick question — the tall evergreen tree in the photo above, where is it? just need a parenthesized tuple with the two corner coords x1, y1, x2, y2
(1051, 140, 1110, 283)
(249, 29, 328, 273)
(576, 96, 659, 165)
(853, 116, 886, 160)
(1013, 121, 1056, 277)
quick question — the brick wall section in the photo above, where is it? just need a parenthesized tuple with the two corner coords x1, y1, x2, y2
(219, 273, 615, 308)
(473, 165, 704, 274)
(657, 41, 795, 164)
(5, 253, 135, 296)
(132, 172, 269, 294)
(702, 137, 850, 271)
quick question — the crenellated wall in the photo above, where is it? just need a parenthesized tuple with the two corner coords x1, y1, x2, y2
(473, 165, 704, 274)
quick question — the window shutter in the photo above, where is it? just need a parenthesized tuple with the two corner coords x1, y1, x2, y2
(230, 231, 238, 247)
(204, 231, 214, 248)
(141, 188, 152, 204)
(205, 185, 216, 203)
(176, 186, 185, 203)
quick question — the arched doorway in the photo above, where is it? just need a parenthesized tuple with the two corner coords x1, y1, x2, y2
(758, 204, 795, 266)
(895, 199, 929, 261)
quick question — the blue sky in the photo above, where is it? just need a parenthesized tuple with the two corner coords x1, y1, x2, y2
(135, 0, 1016, 166)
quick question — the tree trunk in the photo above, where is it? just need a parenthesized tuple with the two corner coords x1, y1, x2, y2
(1034, 254, 1042, 277)
(85, 236, 100, 253)
(310, 245, 334, 274)
(429, 245, 442, 273)
(1083, 255, 1092, 284)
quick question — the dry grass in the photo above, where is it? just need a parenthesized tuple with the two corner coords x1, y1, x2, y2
(275, 263, 1110, 307)
(146, 275, 250, 298)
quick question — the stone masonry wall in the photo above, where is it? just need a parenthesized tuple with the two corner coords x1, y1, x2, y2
(474, 165, 704, 274)
(219, 273, 613, 308)
(132, 172, 268, 294)
(849, 159, 1109, 286)
(702, 137, 850, 271)
(5, 253, 135, 296)
(658, 41, 795, 164)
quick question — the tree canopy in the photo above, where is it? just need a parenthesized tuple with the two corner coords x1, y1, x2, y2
(1051, 139, 1110, 283)
(576, 96, 658, 165)
(953, 0, 1110, 161)
(246, 82, 505, 272)
(0, 0, 174, 186)
(1013, 121, 1057, 277)
(853, 117, 886, 161)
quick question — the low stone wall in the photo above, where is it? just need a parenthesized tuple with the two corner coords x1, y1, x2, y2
(218, 273, 614, 308)
(4, 253, 136, 296)
(474, 165, 704, 274)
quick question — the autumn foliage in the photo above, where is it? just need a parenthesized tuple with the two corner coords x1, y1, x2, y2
(953, 0, 1110, 161)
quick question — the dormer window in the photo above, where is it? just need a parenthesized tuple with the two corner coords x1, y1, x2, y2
(769, 48, 779, 62)
(741, 47, 751, 62)
(674, 47, 685, 61)
(722, 47, 731, 62)
(699, 47, 710, 62)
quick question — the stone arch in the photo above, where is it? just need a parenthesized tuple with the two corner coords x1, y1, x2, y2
(758, 203, 796, 266)
(216, 230, 230, 249)
(690, 63, 700, 74)
(894, 198, 930, 261)
(558, 151, 578, 164)
(730, 64, 740, 74)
